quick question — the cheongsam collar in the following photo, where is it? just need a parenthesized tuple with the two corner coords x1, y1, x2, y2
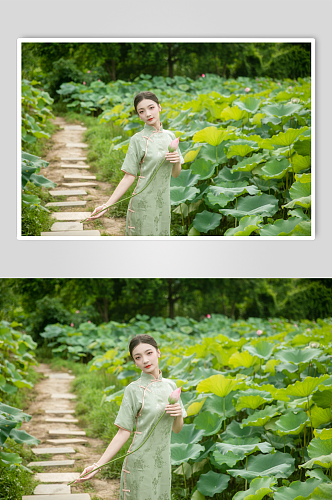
(143, 122, 164, 133)
(140, 368, 163, 384)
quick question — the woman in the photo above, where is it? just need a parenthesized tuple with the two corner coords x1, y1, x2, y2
(74, 334, 187, 500)
(86, 91, 185, 236)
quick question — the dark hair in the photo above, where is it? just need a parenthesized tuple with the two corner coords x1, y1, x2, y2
(129, 334, 159, 360)
(134, 91, 160, 114)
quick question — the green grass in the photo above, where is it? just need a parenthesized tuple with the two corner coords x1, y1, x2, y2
(22, 119, 58, 158)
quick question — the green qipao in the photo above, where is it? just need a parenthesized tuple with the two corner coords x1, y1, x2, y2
(114, 369, 187, 500)
(121, 123, 185, 236)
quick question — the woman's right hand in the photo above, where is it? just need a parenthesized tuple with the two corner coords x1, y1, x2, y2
(73, 464, 100, 483)
(85, 205, 108, 221)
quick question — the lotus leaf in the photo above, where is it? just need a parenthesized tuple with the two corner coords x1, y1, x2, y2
(221, 106, 247, 122)
(192, 211, 222, 233)
(190, 159, 216, 180)
(269, 127, 308, 147)
(170, 169, 201, 187)
(0, 451, 23, 466)
(300, 454, 332, 470)
(261, 103, 302, 118)
(310, 407, 332, 428)
(223, 420, 264, 440)
(171, 442, 205, 465)
(274, 478, 323, 500)
(293, 139, 311, 156)
(207, 183, 260, 207)
(219, 194, 279, 218)
(276, 348, 320, 365)
(192, 126, 231, 146)
(314, 429, 332, 440)
(196, 470, 230, 497)
(215, 167, 251, 183)
(228, 451, 295, 480)
(186, 399, 207, 417)
(203, 393, 237, 418)
(312, 390, 332, 409)
(260, 217, 305, 237)
(235, 394, 270, 411)
(241, 405, 280, 427)
(289, 179, 311, 204)
(191, 491, 205, 500)
(184, 148, 200, 163)
(213, 449, 244, 467)
(283, 197, 311, 209)
(227, 144, 259, 158)
(216, 437, 274, 456)
(170, 186, 199, 205)
(197, 143, 228, 164)
(275, 410, 309, 436)
(290, 154, 311, 173)
(233, 476, 277, 500)
(262, 431, 296, 451)
(275, 375, 330, 400)
(232, 153, 266, 172)
(196, 374, 239, 398)
(309, 483, 332, 499)
(260, 158, 290, 179)
(9, 428, 40, 446)
(229, 351, 259, 369)
(224, 215, 262, 236)
(0, 402, 31, 422)
(193, 411, 223, 436)
(244, 341, 274, 360)
(236, 97, 261, 114)
(308, 437, 332, 461)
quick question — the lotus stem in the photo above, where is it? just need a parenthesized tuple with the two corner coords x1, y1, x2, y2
(68, 410, 166, 485)
(80, 157, 167, 222)
(182, 463, 188, 499)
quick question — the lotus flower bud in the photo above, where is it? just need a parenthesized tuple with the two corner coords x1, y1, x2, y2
(168, 387, 181, 404)
(245, 87, 251, 92)
(256, 330, 263, 336)
(168, 137, 179, 152)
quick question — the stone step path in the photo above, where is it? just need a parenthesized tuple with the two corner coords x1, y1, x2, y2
(51, 393, 77, 399)
(34, 472, 81, 483)
(64, 174, 96, 180)
(66, 143, 88, 148)
(46, 438, 88, 444)
(49, 190, 87, 197)
(41, 230, 100, 237)
(32, 447, 76, 454)
(61, 164, 90, 169)
(33, 483, 71, 494)
(45, 201, 87, 208)
(46, 418, 79, 423)
(49, 429, 86, 436)
(47, 373, 75, 379)
(28, 460, 75, 467)
(51, 222, 83, 232)
(45, 410, 75, 414)
(60, 157, 87, 161)
(62, 182, 97, 188)
(24, 495, 90, 500)
(51, 213, 91, 221)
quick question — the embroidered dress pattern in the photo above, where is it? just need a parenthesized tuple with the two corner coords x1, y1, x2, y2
(114, 369, 187, 500)
(121, 124, 185, 236)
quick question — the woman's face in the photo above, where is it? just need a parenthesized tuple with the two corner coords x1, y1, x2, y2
(136, 99, 161, 127)
(132, 342, 160, 373)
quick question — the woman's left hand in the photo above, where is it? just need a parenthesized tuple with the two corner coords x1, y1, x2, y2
(165, 151, 180, 163)
(165, 403, 182, 417)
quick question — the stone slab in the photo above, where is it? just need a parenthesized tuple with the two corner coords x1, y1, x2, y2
(64, 174, 96, 180)
(66, 143, 88, 148)
(34, 483, 71, 494)
(32, 447, 76, 455)
(61, 164, 90, 169)
(45, 201, 87, 208)
(44, 410, 75, 414)
(51, 222, 83, 232)
(49, 190, 87, 197)
(33, 472, 80, 482)
(41, 230, 100, 236)
(45, 418, 79, 423)
(49, 430, 86, 436)
(62, 125, 87, 131)
(28, 460, 75, 467)
(47, 373, 76, 379)
(46, 438, 87, 444)
(60, 157, 87, 161)
(51, 393, 77, 399)
(51, 213, 91, 221)
(62, 182, 97, 187)
(25, 496, 90, 500)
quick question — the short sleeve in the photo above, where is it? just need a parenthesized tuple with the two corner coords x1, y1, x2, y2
(114, 385, 140, 432)
(121, 135, 141, 177)
(170, 131, 185, 165)
(170, 380, 187, 418)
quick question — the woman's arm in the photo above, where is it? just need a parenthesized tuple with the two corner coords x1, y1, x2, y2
(74, 427, 131, 483)
(165, 151, 182, 178)
(86, 173, 136, 221)
(172, 415, 184, 434)
(165, 403, 184, 433)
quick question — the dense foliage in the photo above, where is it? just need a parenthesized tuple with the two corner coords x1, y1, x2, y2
(39, 314, 332, 499)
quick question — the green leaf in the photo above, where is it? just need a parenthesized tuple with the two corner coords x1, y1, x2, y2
(274, 478, 323, 500)
(260, 158, 290, 179)
(260, 217, 304, 236)
(192, 211, 222, 233)
(224, 215, 262, 236)
(203, 393, 237, 418)
(171, 443, 205, 465)
(271, 127, 309, 146)
(190, 159, 216, 180)
(276, 348, 320, 365)
(235, 394, 270, 411)
(293, 139, 311, 156)
(241, 406, 280, 427)
(9, 428, 40, 446)
(309, 483, 332, 499)
(29, 173, 57, 189)
(220, 194, 279, 218)
(229, 351, 259, 368)
(191, 491, 206, 500)
(213, 450, 244, 467)
(221, 106, 247, 122)
(277, 375, 330, 399)
(22, 193, 41, 205)
(236, 97, 261, 114)
(301, 453, 332, 469)
(312, 391, 332, 409)
(197, 374, 239, 398)
(170, 169, 200, 187)
(290, 154, 311, 173)
(170, 186, 200, 205)
(215, 167, 251, 183)
(244, 341, 274, 360)
(197, 143, 228, 164)
(232, 153, 266, 172)
(0, 451, 22, 465)
(196, 470, 230, 497)
(171, 424, 206, 445)
(308, 438, 332, 462)
(227, 144, 259, 158)
(261, 103, 303, 117)
(192, 127, 231, 146)
(310, 407, 332, 429)
(216, 437, 274, 456)
(233, 476, 277, 500)
(223, 420, 264, 440)
(275, 411, 309, 436)
(193, 411, 222, 436)
(229, 451, 295, 480)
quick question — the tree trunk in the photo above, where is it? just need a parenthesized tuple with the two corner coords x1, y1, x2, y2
(222, 62, 227, 78)
(167, 278, 180, 319)
(168, 43, 174, 78)
(96, 297, 109, 322)
(111, 58, 116, 81)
